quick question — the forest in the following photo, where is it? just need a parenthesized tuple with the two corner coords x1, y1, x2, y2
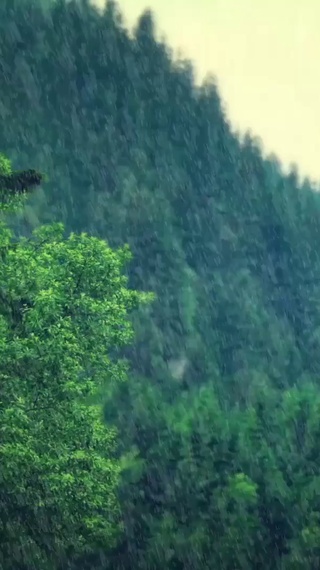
(1, 0, 320, 568)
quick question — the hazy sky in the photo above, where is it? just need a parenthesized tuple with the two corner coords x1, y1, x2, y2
(94, 0, 320, 183)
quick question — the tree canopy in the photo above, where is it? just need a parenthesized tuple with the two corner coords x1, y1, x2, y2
(0, 152, 152, 569)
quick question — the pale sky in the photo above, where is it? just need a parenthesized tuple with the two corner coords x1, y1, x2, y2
(94, 0, 320, 183)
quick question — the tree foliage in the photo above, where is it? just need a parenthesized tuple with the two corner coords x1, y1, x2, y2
(0, 153, 152, 569)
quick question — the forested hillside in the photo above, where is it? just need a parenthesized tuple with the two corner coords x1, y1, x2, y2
(2, 0, 320, 568)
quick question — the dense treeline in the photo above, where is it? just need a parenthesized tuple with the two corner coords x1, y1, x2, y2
(2, 0, 320, 568)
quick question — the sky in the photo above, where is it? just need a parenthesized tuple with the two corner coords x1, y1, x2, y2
(94, 0, 320, 183)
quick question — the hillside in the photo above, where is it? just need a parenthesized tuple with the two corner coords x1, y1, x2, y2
(2, 0, 320, 568)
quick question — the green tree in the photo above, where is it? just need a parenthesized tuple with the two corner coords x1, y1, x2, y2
(0, 153, 152, 569)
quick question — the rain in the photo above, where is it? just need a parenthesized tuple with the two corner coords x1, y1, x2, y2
(0, 0, 319, 568)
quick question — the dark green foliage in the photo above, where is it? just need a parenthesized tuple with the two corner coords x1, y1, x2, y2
(2, 0, 320, 568)
(0, 169, 43, 193)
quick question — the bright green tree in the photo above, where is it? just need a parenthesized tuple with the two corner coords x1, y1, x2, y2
(0, 153, 152, 569)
